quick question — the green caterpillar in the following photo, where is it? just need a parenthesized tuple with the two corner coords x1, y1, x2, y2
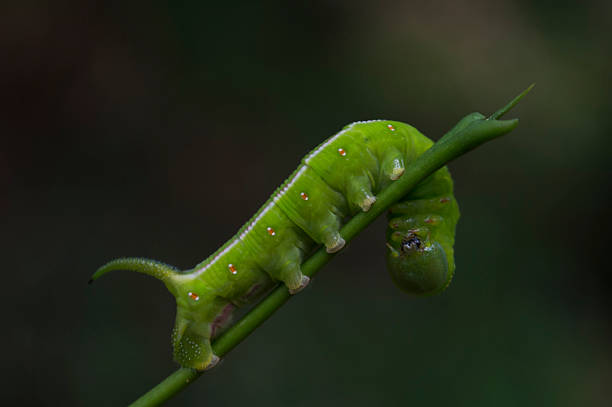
(92, 118, 468, 370)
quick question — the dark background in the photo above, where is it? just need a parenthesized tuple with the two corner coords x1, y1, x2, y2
(3, 1, 610, 406)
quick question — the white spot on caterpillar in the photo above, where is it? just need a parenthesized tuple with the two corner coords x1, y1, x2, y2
(300, 192, 309, 200)
(228, 264, 237, 274)
(188, 292, 200, 301)
(338, 148, 346, 156)
(266, 227, 276, 236)
(387, 124, 395, 131)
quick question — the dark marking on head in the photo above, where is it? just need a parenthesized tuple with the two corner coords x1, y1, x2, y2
(400, 234, 422, 253)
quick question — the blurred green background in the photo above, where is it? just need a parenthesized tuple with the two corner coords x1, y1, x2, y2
(3, 1, 610, 406)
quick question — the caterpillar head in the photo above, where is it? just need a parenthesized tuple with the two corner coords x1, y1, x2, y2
(386, 229, 451, 296)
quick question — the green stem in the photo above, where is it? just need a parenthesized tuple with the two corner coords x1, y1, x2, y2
(128, 86, 533, 407)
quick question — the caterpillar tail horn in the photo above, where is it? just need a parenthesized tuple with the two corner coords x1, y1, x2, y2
(89, 257, 180, 287)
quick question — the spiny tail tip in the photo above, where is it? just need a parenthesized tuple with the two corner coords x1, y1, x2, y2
(89, 263, 112, 284)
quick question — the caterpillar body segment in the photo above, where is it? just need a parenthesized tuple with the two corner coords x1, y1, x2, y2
(274, 165, 349, 253)
(94, 120, 460, 370)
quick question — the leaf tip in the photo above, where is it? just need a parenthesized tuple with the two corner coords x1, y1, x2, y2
(488, 84, 535, 120)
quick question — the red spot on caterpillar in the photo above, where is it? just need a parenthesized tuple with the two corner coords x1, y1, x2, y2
(228, 264, 237, 274)
(300, 192, 309, 201)
(338, 148, 346, 156)
(267, 227, 276, 236)
(387, 124, 395, 131)
(440, 197, 450, 203)
(188, 292, 200, 301)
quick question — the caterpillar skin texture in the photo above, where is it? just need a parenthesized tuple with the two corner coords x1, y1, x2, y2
(95, 120, 460, 370)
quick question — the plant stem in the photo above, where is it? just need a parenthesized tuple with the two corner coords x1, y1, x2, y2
(128, 86, 532, 407)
